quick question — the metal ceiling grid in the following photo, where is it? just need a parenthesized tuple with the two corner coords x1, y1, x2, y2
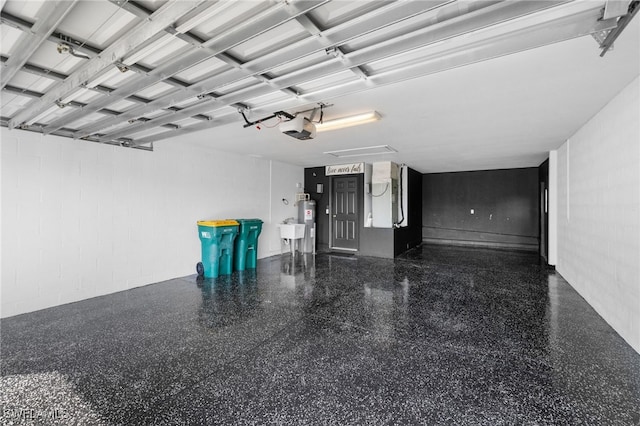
(0, 0, 635, 150)
(55, 1, 140, 50)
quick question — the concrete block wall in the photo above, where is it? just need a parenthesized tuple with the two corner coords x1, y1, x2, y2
(555, 76, 640, 353)
(1, 129, 303, 318)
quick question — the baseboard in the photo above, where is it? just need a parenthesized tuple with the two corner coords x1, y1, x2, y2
(422, 238, 538, 252)
(328, 251, 356, 258)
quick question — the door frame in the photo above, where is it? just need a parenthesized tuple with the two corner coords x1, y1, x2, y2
(540, 182, 548, 261)
(539, 158, 550, 263)
(329, 175, 360, 252)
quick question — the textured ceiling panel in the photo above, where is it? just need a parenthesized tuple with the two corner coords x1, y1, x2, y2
(107, 98, 139, 112)
(266, 50, 331, 78)
(227, 19, 309, 61)
(190, 1, 272, 39)
(308, 1, 392, 29)
(1, 1, 46, 21)
(173, 56, 231, 83)
(0, 24, 23, 55)
(295, 69, 360, 92)
(0, 92, 31, 117)
(8, 70, 57, 93)
(65, 111, 111, 130)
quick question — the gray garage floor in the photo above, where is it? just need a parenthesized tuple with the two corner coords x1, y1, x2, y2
(1, 245, 639, 425)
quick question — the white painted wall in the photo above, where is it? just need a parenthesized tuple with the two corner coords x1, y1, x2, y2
(0, 129, 302, 318)
(555, 76, 640, 353)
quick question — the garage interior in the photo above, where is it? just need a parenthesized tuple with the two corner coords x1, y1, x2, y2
(1, 0, 639, 424)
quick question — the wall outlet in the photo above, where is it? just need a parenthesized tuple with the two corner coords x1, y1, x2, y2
(470, 209, 475, 214)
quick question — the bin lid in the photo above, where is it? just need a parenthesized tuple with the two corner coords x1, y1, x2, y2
(235, 218, 263, 224)
(197, 220, 239, 227)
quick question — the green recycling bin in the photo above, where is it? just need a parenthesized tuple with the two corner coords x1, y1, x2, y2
(234, 219, 263, 271)
(197, 220, 239, 278)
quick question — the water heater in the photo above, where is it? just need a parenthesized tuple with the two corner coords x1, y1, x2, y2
(371, 161, 398, 228)
(298, 199, 316, 253)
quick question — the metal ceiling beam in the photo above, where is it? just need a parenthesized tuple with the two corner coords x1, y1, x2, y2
(269, 1, 571, 90)
(1, 11, 35, 31)
(2, 10, 103, 59)
(107, 0, 155, 18)
(98, 83, 273, 141)
(294, 14, 369, 82)
(0, 56, 68, 83)
(0, 119, 72, 138)
(0, 1, 79, 89)
(58, 0, 330, 138)
(131, 112, 243, 146)
(128, 2, 616, 146)
(603, 0, 631, 19)
(0, 54, 187, 119)
(7, 0, 205, 129)
(3, 85, 43, 99)
(0, 117, 154, 150)
(301, 8, 620, 103)
(1, 9, 189, 91)
(7, 0, 610, 146)
(126, 63, 190, 89)
(600, 0, 639, 56)
(241, 0, 457, 75)
(106, 0, 243, 88)
(73, 0, 450, 139)
(105, 0, 572, 142)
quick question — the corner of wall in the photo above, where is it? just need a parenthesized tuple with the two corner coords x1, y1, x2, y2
(0, 130, 304, 318)
(264, 159, 304, 258)
(554, 77, 640, 354)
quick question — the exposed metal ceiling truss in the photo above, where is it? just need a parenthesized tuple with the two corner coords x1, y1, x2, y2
(0, 0, 636, 150)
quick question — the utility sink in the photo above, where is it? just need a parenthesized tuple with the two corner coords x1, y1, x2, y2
(278, 223, 306, 239)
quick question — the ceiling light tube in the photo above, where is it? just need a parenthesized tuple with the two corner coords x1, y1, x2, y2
(24, 105, 60, 126)
(315, 111, 381, 132)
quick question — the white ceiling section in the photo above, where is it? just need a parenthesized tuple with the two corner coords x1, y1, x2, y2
(1, 0, 638, 172)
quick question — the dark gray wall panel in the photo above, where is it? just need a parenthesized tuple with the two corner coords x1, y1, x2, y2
(422, 168, 539, 250)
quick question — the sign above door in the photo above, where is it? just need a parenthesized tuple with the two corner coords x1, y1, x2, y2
(325, 163, 364, 176)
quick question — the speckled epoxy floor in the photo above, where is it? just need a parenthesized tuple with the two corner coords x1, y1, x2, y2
(2, 245, 639, 425)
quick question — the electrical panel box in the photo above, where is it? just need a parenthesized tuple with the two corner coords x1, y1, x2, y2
(371, 161, 398, 228)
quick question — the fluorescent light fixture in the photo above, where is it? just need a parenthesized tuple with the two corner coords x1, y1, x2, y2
(175, 1, 235, 34)
(86, 67, 121, 88)
(122, 34, 175, 66)
(24, 105, 60, 126)
(324, 145, 397, 158)
(315, 111, 381, 132)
